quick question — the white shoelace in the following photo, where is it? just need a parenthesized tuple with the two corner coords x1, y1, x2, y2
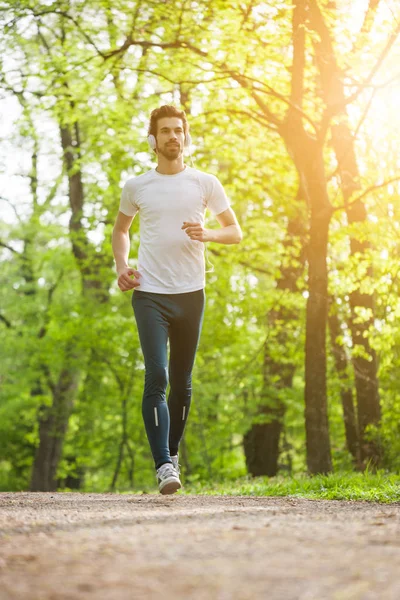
(157, 463, 177, 479)
(171, 455, 180, 475)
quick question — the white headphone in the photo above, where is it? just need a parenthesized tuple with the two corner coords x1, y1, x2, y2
(148, 132, 192, 150)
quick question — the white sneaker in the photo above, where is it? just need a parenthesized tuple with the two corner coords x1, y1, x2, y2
(170, 454, 180, 476)
(156, 462, 181, 495)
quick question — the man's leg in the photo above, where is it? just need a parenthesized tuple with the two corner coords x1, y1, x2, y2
(132, 291, 173, 470)
(168, 289, 205, 457)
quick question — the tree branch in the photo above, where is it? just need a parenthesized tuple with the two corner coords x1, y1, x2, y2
(103, 38, 207, 61)
(37, 270, 65, 340)
(0, 314, 12, 328)
(31, 9, 106, 57)
(209, 247, 271, 275)
(326, 87, 377, 183)
(232, 73, 318, 134)
(224, 108, 279, 133)
(333, 176, 400, 212)
(199, 107, 278, 133)
(290, 0, 306, 111)
(133, 67, 232, 87)
(0, 241, 19, 254)
(349, 0, 381, 55)
(102, 35, 283, 128)
(0, 196, 22, 223)
(333, 20, 400, 113)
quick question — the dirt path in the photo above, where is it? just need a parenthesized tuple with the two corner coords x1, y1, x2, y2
(0, 492, 399, 599)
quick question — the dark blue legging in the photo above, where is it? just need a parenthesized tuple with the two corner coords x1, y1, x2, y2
(132, 289, 205, 470)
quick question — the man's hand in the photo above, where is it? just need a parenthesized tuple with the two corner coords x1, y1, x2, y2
(117, 267, 141, 292)
(182, 222, 210, 242)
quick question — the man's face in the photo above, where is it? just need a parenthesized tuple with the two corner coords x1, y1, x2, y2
(155, 117, 185, 160)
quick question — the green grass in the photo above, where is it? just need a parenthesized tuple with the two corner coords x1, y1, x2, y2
(183, 470, 400, 503)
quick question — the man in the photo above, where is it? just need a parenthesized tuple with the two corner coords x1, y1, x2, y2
(112, 105, 242, 494)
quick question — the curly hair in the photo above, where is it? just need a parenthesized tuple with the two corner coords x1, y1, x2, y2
(148, 105, 189, 137)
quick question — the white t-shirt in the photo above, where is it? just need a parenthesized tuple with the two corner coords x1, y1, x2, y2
(119, 166, 230, 294)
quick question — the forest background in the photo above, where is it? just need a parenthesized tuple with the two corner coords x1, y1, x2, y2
(1, 0, 400, 494)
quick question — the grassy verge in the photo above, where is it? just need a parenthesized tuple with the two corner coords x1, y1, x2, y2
(183, 471, 400, 503)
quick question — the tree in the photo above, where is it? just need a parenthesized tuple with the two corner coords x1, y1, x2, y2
(2, 0, 400, 490)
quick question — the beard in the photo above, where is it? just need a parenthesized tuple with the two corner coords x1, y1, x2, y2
(157, 143, 182, 161)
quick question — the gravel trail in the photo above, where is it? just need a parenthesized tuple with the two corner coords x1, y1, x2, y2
(0, 492, 399, 599)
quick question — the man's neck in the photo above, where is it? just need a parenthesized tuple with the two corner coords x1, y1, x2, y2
(156, 158, 186, 175)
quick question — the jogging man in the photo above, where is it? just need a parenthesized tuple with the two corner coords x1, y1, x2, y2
(112, 105, 242, 494)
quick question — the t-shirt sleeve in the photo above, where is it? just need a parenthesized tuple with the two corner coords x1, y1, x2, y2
(119, 179, 139, 217)
(205, 174, 230, 215)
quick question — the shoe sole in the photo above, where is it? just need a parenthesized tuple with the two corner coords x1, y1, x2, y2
(159, 477, 182, 495)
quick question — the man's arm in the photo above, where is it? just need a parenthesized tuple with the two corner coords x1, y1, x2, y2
(182, 207, 242, 245)
(112, 211, 140, 291)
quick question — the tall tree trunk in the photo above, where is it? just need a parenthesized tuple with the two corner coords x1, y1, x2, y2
(348, 198, 381, 464)
(12, 107, 80, 492)
(30, 121, 89, 491)
(30, 93, 118, 490)
(243, 328, 293, 476)
(30, 352, 81, 491)
(308, 2, 382, 466)
(328, 299, 359, 463)
(282, 0, 333, 473)
(243, 211, 305, 477)
(303, 200, 332, 473)
(243, 404, 286, 477)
